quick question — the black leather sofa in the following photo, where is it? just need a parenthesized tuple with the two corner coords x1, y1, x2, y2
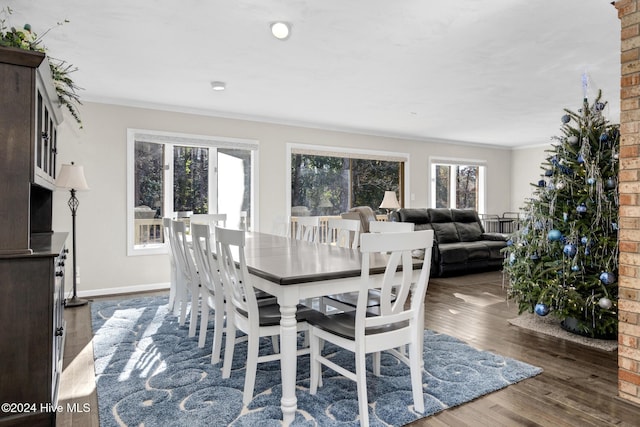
(389, 208, 507, 277)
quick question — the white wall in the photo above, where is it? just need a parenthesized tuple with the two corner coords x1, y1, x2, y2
(53, 102, 513, 296)
(509, 144, 552, 212)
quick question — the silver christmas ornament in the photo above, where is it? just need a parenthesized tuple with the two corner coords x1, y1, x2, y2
(598, 297, 613, 310)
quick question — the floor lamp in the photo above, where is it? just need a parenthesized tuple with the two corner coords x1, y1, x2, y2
(56, 162, 90, 307)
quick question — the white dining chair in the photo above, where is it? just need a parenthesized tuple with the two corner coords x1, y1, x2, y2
(307, 230, 434, 427)
(215, 226, 312, 405)
(190, 213, 227, 230)
(171, 220, 202, 337)
(368, 221, 415, 233)
(272, 215, 291, 237)
(162, 218, 179, 313)
(293, 216, 321, 243)
(326, 218, 361, 249)
(323, 221, 416, 313)
(190, 223, 226, 361)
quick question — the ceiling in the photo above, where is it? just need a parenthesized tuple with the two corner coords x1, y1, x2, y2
(5, 0, 621, 148)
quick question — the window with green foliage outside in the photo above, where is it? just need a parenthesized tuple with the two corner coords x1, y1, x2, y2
(290, 153, 404, 216)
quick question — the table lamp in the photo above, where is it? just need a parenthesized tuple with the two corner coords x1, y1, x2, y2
(56, 162, 90, 307)
(379, 191, 400, 219)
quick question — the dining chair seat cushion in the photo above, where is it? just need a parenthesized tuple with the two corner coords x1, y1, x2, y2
(237, 303, 313, 327)
(306, 310, 409, 341)
(255, 289, 277, 300)
(324, 289, 396, 308)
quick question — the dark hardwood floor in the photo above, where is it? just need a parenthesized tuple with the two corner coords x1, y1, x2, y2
(56, 271, 639, 426)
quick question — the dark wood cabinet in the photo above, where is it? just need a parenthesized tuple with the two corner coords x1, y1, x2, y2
(0, 46, 62, 254)
(0, 46, 67, 427)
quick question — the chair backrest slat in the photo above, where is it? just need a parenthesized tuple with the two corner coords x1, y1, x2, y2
(293, 216, 321, 243)
(191, 213, 227, 230)
(171, 219, 197, 283)
(162, 218, 175, 261)
(327, 218, 361, 249)
(191, 223, 224, 297)
(368, 221, 415, 233)
(215, 226, 256, 316)
(357, 230, 434, 330)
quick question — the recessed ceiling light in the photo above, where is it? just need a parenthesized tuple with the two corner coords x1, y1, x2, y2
(210, 81, 226, 91)
(271, 22, 291, 40)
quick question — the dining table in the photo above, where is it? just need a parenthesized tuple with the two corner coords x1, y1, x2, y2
(240, 231, 422, 425)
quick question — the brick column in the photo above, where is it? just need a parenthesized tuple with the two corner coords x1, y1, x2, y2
(616, 0, 640, 406)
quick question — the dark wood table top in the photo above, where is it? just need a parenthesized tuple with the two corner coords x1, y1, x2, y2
(243, 232, 416, 285)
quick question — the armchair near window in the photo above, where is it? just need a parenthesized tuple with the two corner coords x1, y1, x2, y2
(344, 206, 378, 233)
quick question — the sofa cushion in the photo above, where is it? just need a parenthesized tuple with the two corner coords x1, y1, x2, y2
(484, 240, 507, 260)
(428, 208, 454, 223)
(437, 242, 468, 264)
(431, 222, 459, 244)
(463, 241, 491, 261)
(456, 222, 483, 242)
(414, 223, 433, 232)
(451, 209, 479, 223)
(397, 208, 430, 224)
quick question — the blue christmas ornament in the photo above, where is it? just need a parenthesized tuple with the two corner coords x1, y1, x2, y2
(612, 222, 619, 231)
(560, 165, 573, 175)
(581, 236, 588, 245)
(538, 179, 546, 187)
(561, 114, 571, 124)
(577, 154, 584, 164)
(563, 244, 577, 257)
(571, 264, 580, 272)
(576, 203, 587, 214)
(530, 252, 540, 261)
(551, 156, 559, 166)
(544, 169, 553, 177)
(507, 239, 513, 246)
(605, 178, 616, 190)
(585, 247, 591, 255)
(548, 229, 562, 241)
(587, 177, 595, 185)
(599, 133, 609, 143)
(595, 102, 606, 111)
(535, 303, 550, 316)
(599, 272, 616, 285)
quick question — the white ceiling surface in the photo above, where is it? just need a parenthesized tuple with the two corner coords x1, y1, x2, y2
(6, 1, 621, 147)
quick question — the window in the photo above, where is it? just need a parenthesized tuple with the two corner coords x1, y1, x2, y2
(430, 159, 485, 212)
(128, 130, 258, 255)
(288, 145, 408, 216)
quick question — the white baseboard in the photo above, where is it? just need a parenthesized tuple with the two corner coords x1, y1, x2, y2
(71, 282, 171, 299)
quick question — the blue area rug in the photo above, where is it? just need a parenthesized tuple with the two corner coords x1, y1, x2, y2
(91, 296, 542, 426)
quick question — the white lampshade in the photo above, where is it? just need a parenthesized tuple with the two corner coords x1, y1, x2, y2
(56, 163, 90, 191)
(379, 191, 400, 209)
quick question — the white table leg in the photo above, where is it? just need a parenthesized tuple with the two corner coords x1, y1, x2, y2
(279, 301, 298, 425)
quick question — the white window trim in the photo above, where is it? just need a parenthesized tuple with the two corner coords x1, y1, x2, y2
(127, 128, 259, 256)
(428, 156, 486, 214)
(286, 142, 410, 217)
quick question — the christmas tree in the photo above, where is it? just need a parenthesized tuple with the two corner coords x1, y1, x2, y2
(503, 89, 619, 339)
